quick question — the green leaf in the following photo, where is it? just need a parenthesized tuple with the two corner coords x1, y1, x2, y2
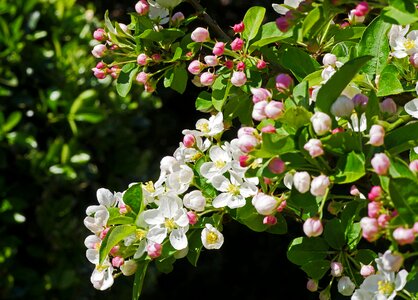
(385, 121, 418, 155)
(195, 91, 214, 112)
(287, 237, 329, 266)
(211, 73, 231, 111)
(186, 230, 203, 267)
(116, 63, 139, 97)
(382, 0, 418, 25)
(358, 16, 391, 78)
(324, 218, 345, 250)
(107, 215, 135, 226)
(301, 259, 330, 280)
(74, 112, 104, 123)
(292, 81, 310, 108)
(302, 6, 325, 38)
(2, 111, 22, 132)
(138, 28, 185, 42)
(266, 213, 287, 234)
(99, 225, 137, 264)
(321, 131, 362, 156)
(123, 183, 143, 214)
(355, 249, 378, 265)
(389, 177, 418, 224)
(242, 6, 266, 44)
(334, 151, 366, 184)
(376, 65, 404, 97)
(164, 64, 188, 94)
(287, 189, 319, 217)
(315, 55, 372, 115)
(253, 133, 295, 158)
(132, 261, 149, 300)
(280, 46, 321, 81)
(249, 22, 292, 52)
(235, 204, 271, 232)
(280, 106, 312, 133)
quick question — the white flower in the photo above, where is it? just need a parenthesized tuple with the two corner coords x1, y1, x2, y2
(293, 171, 311, 193)
(148, 0, 170, 24)
(166, 163, 194, 194)
(84, 205, 109, 234)
(272, 0, 302, 15)
(150, 0, 183, 9)
(311, 111, 332, 136)
(90, 260, 114, 291)
(211, 172, 258, 209)
(120, 260, 137, 276)
(388, 24, 418, 58)
(200, 145, 233, 180)
(185, 112, 224, 138)
(142, 180, 165, 205)
(183, 190, 206, 212)
(348, 112, 367, 132)
(251, 192, 279, 215)
(404, 98, 418, 118)
(142, 193, 189, 250)
(201, 223, 224, 249)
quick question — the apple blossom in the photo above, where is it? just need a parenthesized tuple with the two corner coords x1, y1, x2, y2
(371, 153, 390, 175)
(303, 217, 323, 237)
(252, 192, 279, 215)
(310, 111, 332, 136)
(293, 171, 311, 193)
(310, 175, 330, 197)
(201, 223, 224, 249)
(191, 27, 210, 42)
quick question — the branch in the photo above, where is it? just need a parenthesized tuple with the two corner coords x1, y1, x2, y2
(186, 0, 232, 42)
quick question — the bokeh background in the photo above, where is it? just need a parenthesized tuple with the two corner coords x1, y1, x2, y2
(0, 0, 322, 299)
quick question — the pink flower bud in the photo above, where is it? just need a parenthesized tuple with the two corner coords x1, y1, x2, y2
(371, 153, 390, 175)
(263, 215, 277, 225)
(276, 16, 290, 32)
(237, 126, 257, 137)
(360, 217, 379, 242)
(171, 12, 185, 24)
(393, 227, 415, 245)
(410, 53, 418, 68)
(368, 201, 381, 218)
(236, 61, 245, 71)
(183, 134, 195, 148)
(96, 61, 106, 69)
(277, 200, 287, 212)
(224, 60, 234, 69)
(252, 193, 278, 215)
(188, 60, 203, 75)
(212, 42, 225, 56)
(293, 171, 311, 193)
(92, 67, 107, 79)
(152, 53, 162, 62)
(306, 279, 318, 292)
(137, 53, 148, 66)
(377, 213, 390, 228)
(204, 55, 218, 66)
(332, 127, 344, 134)
(230, 71, 247, 87)
(350, 185, 361, 196)
(310, 175, 330, 197)
(187, 211, 198, 225)
(135, 0, 149, 15)
(322, 53, 337, 66)
(367, 186, 382, 201)
(413, 222, 418, 234)
(275, 73, 293, 92)
(191, 27, 210, 42)
(252, 100, 268, 121)
(304, 139, 324, 158)
(112, 256, 125, 268)
(200, 72, 216, 86)
(330, 261, 343, 277)
(93, 28, 107, 41)
(136, 71, 149, 85)
(360, 264, 375, 277)
(230, 38, 244, 51)
(264, 100, 284, 119)
(100, 227, 110, 240)
(110, 66, 121, 79)
(354, 1, 369, 16)
(310, 112, 332, 136)
(110, 245, 120, 255)
(237, 134, 259, 153)
(409, 159, 418, 172)
(261, 124, 276, 133)
(369, 124, 385, 146)
(268, 157, 286, 174)
(352, 93, 369, 108)
(380, 98, 397, 115)
(91, 44, 107, 58)
(257, 60, 267, 69)
(330, 95, 354, 117)
(250, 87, 272, 103)
(303, 217, 323, 237)
(147, 243, 163, 259)
(264, 177, 273, 185)
(239, 155, 250, 167)
(232, 21, 245, 33)
(119, 203, 128, 214)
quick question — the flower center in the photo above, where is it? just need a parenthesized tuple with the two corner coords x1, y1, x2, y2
(227, 183, 240, 195)
(144, 181, 155, 193)
(206, 231, 219, 244)
(191, 152, 203, 161)
(164, 218, 176, 231)
(378, 280, 395, 296)
(136, 229, 146, 240)
(404, 39, 415, 51)
(197, 122, 210, 133)
(215, 160, 226, 169)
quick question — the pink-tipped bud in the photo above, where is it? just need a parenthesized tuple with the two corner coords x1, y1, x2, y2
(100, 227, 110, 240)
(230, 38, 244, 51)
(369, 124, 385, 147)
(380, 98, 397, 115)
(330, 95, 354, 117)
(110, 65, 121, 79)
(393, 227, 415, 245)
(137, 53, 148, 66)
(237, 126, 257, 137)
(233, 21, 245, 33)
(377, 213, 391, 228)
(261, 124, 276, 133)
(265, 101, 284, 119)
(236, 61, 245, 71)
(409, 159, 418, 172)
(332, 127, 345, 134)
(304, 139, 324, 158)
(91, 44, 107, 58)
(252, 100, 268, 121)
(239, 155, 250, 167)
(187, 211, 198, 225)
(135, 0, 149, 15)
(307, 279, 318, 292)
(191, 27, 210, 42)
(183, 134, 195, 148)
(268, 157, 286, 174)
(112, 256, 125, 268)
(276, 200, 287, 212)
(96, 61, 106, 69)
(354, 1, 369, 16)
(257, 60, 267, 69)
(350, 185, 361, 196)
(275, 73, 293, 92)
(110, 245, 120, 256)
(119, 204, 128, 214)
(264, 177, 273, 185)
(322, 53, 337, 67)
(252, 193, 279, 215)
(310, 175, 330, 197)
(368, 186, 382, 201)
(303, 217, 323, 237)
(410, 53, 418, 68)
(231, 71, 247, 87)
(368, 201, 381, 218)
(371, 153, 390, 175)
(147, 243, 163, 259)
(276, 16, 290, 32)
(263, 215, 277, 225)
(360, 217, 380, 242)
(188, 60, 203, 75)
(360, 264, 375, 277)
(250, 87, 272, 103)
(136, 71, 149, 85)
(330, 261, 344, 277)
(413, 222, 418, 234)
(224, 60, 234, 69)
(293, 171, 311, 194)
(92, 67, 107, 79)
(204, 55, 218, 67)
(171, 11, 185, 24)
(237, 134, 260, 153)
(93, 28, 107, 41)
(311, 111, 332, 136)
(212, 42, 225, 56)
(200, 72, 216, 86)
(152, 53, 162, 62)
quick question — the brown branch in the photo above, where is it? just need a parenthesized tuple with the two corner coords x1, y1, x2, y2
(186, 0, 232, 42)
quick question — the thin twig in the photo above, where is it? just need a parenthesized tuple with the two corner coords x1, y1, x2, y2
(186, 0, 232, 42)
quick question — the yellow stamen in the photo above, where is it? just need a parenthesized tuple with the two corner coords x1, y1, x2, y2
(227, 184, 240, 195)
(191, 152, 203, 161)
(404, 39, 415, 51)
(197, 122, 210, 133)
(214, 160, 226, 169)
(378, 280, 395, 296)
(206, 231, 218, 244)
(136, 229, 146, 240)
(164, 218, 176, 231)
(144, 181, 155, 193)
